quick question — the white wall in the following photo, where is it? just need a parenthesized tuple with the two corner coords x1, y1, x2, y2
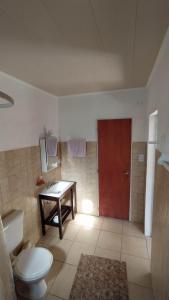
(0, 71, 59, 151)
(58, 88, 147, 141)
(147, 27, 169, 154)
(0, 71, 147, 152)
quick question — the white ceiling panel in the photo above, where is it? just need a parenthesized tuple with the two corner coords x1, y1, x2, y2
(90, 0, 137, 86)
(133, 0, 169, 86)
(0, 0, 168, 95)
(40, 0, 101, 49)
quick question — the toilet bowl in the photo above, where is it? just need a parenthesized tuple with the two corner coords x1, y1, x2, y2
(14, 247, 53, 300)
(2, 210, 53, 300)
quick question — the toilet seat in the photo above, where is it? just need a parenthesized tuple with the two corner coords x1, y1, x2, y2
(14, 247, 53, 282)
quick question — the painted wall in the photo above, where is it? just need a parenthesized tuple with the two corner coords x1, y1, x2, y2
(0, 71, 59, 151)
(58, 88, 147, 142)
(0, 70, 148, 223)
(147, 28, 169, 154)
(0, 71, 61, 248)
(58, 88, 147, 220)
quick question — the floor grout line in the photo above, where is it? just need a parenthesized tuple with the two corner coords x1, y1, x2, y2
(99, 228, 123, 236)
(120, 251, 151, 261)
(93, 227, 102, 254)
(47, 295, 64, 300)
(40, 215, 153, 299)
(127, 280, 153, 289)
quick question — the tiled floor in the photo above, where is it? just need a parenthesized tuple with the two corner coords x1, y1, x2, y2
(36, 213, 154, 300)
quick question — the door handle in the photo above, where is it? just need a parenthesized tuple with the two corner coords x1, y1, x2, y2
(124, 170, 129, 175)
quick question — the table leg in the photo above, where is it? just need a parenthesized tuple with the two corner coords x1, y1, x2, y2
(58, 200, 63, 239)
(74, 183, 77, 213)
(39, 197, 46, 235)
(71, 188, 74, 220)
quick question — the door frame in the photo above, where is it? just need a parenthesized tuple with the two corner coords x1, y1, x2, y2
(144, 110, 158, 236)
(97, 118, 132, 220)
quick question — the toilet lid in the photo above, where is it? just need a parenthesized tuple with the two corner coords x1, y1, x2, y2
(14, 247, 53, 282)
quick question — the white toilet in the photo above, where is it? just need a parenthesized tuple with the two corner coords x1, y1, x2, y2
(3, 210, 53, 300)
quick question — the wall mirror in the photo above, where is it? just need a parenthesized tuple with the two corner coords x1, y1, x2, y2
(40, 136, 59, 172)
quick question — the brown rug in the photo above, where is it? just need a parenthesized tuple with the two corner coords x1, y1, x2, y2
(69, 255, 128, 300)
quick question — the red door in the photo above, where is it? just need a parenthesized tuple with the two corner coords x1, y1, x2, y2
(98, 119, 131, 220)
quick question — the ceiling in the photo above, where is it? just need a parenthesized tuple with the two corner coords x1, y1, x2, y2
(0, 0, 169, 96)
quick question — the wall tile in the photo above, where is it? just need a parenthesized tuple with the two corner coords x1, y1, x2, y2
(151, 150, 169, 300)
(131, 142, 147, 223)
(0, 146, 61, 245)
(61, 141, 146, 221)
(0, 141, 146, 246)
(61, 142, 99, 216)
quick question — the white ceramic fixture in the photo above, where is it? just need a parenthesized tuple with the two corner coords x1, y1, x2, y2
(3, 210, 53, 300)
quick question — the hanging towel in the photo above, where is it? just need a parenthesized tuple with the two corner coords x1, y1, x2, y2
(46, 137, 57, 156)
(67, 139, 86, 157)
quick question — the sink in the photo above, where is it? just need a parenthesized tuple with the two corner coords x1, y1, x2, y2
(41, 181, 73, 196)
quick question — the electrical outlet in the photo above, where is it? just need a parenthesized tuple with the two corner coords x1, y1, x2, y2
(138, 154, 144, 162)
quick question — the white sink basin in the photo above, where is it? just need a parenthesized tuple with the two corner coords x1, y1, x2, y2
(40, 181, 73, 197)
(48, 181, 71, 193)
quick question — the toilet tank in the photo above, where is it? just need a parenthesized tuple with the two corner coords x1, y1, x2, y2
(3, 210, 24, 254)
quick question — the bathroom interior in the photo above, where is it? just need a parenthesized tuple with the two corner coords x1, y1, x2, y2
(1, 1, 169, 300)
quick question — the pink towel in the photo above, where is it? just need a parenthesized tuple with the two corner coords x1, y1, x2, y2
(67, 139, 86, 157)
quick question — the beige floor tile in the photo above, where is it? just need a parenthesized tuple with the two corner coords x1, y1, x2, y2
(75, 227, 100, 245)
(123, 222, 144, 237)
(37, 215, 153, 300)
(72, 213, 103, 229)
(122, 253, 152, 288)
(122, 236, 148, 258)
(47, 227, 60, 238)
(66, 241, 95, 265)
(50, 263, 77, 299)
(67, 213, 87, 225)
(101, 218, 123, 234)
(66, 213, 78, 223)
(97, 230, 122, 251)
(128, 283, 154, 300)
(62, 223, 80, 241)
(39, 222, 79, 242)
(42, 237, 73, 262)
(46, 261, 63, 290)
(44, 294, 62, 300)
(102, 217, 123, 223)
(37, 234, 55, 247)
(84, 215, 103, 229)
(45, 295, 62, 300)
(94, 247, 121, 261)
